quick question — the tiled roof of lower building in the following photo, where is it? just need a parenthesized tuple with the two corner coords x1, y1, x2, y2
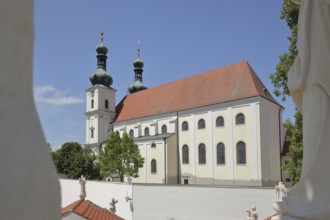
(61, 198, 124, 220)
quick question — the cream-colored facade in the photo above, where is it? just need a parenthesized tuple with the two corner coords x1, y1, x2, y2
(112, 96, 282, 186)
(85, 48, 283, 187)
(85, 85, 116, 155)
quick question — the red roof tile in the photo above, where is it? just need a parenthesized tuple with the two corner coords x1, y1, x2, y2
(115, 61, 280, 122)
(281, 139, 291, 156)
(264, 214, 278, 220)
(61, 199, 124, 220)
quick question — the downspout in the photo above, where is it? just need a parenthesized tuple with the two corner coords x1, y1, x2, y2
(279, 107, 283, 182)
(176, 112, 180, 184)
(163, 137, 167, 184)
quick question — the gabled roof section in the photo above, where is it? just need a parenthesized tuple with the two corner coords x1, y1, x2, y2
(281, 139, 291, 156)
(61, 198, 124, 220)
(115, 61, 280, 122)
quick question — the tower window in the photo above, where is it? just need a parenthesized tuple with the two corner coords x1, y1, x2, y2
(90, 127, 94, 138)
(105, 99, 109, 109)
(151, 159, 157, 174)
(91, 99, 94, 109)
(161, 125, 167, 134)
(151, 142, 156, 148)
(198, 119, 205, 129)
(182, 121, 189, 131)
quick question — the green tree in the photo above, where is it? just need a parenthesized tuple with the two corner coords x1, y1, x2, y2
(282, 111, 303, 184)
(270, 0, 299, 101)
(99, 131, 144, 182)
(269, 0, 303, 184)
(52, 142, 100, 179)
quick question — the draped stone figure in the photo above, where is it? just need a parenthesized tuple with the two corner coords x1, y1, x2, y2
(272, 0, 330, 219)
(0, 0, 61, 219)
(246, 206, 258, 220)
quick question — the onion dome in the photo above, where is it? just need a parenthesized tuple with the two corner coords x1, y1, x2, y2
(89, 68, 113, 87)
(129, 80, 148, 94)
(133, 56, 144, 69)
(128, 41, 148, 94)
(96, 42, 108, 55)
(89, 32, 113, 87)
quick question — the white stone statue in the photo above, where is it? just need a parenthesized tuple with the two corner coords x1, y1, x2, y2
(0, 1, 61, 219)
(275, 182, 289, 201)
(272, 0, 330, 219)
(109, 198, 118, 213)
(246, 206, 258, 220)
(79, 175, 87, 199)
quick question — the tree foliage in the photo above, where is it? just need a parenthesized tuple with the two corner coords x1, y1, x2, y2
(99, 131, 144, 182)
(282, 111, 303, 184)
(270, 0, 303, 184)
(270, 0, 300, 101)
(52, 142, 100, 180)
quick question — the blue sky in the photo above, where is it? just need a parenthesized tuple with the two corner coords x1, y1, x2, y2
(34, 0, 295, 149)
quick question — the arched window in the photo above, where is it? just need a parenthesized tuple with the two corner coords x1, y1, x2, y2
(198, 119, 205, 129)
(217, 143, 225, 164)
(129, 129, 134, 137)
(151, 143, 156, 148)
(198, 144, 206, 164)
(161, 125, 167, 134)
(182, 121, 188, 131)
(236, 113, 245, 125)
(182, 145, 189, 164)
(91, 99, 94, 109)
(151, 159, 157, 174)
(90, 127, 94, 138)
(105, 99, 109, 109)
(144, 127, 149, 136)
(237, 141, 246, 164)
(216, 116, 224, 127)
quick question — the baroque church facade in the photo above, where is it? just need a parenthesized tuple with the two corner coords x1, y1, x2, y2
(85, 37, 284, 187)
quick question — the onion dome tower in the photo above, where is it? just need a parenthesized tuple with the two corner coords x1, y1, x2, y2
(89, 32, 113, 87)
(128, 41, 148, 94)
(86, 33, 116, 156)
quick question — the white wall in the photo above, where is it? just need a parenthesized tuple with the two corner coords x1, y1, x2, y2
(61, 179, 278, 220)
(133, 184, 277, 220)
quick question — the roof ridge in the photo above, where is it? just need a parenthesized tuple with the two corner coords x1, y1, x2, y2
(61, 198, 85, 215)
(245, 63, 281, 106)
(127, 61, 248, 96)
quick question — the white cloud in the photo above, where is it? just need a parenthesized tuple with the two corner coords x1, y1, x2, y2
(34, 85, 84, 106)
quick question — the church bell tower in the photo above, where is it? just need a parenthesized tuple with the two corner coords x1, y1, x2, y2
(85, 33, 116, 155)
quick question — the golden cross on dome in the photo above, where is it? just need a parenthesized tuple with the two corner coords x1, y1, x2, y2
(100, 32, 104, 43)
(137, 40, 141, 57)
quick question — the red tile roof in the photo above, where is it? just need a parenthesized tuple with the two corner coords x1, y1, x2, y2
(115, 61, 280, 122)
(61, 198, 124, 220)
(281, 139, 291, 156)
(264, 214, 278, 220)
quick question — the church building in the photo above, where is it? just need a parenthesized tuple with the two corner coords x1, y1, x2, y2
(85, 36, 283, 187)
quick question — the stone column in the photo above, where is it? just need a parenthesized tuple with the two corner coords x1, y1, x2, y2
(0, 0, 61, 219)
(272, 0, 330, 219)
